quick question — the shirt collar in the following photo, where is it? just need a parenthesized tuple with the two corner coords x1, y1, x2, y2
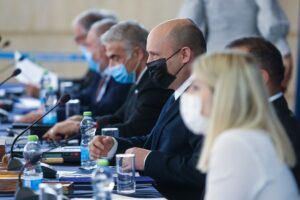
(136, 67, 147, 85)
(102, 67, 111, 77)
(174, 76, 193, 100)
(269, 92, 283, 102)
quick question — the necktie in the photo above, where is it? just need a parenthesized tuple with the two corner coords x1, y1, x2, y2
(95, 75, 109, 103)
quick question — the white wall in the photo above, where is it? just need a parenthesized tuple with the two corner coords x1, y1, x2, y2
(0, 0, 298, 106)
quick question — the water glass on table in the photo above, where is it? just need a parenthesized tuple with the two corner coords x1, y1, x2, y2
(39, 183, 63, 200)
(116, 153, 136, 194)
(65, 99, 80, 119)
(101, 127, 119, 138)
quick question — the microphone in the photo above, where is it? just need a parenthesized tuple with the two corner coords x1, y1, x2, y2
(12, 68, 22, 76)
(1, 40, 10, 49)
(7, 94, 71, 171)
(0, 68, 22, 87)
(0, 55, 26, 74)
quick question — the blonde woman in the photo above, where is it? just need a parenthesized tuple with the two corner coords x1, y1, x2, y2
(180, 52, 299, 199)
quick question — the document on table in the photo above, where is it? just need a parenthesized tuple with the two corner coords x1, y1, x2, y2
(14, 51, 58, 90)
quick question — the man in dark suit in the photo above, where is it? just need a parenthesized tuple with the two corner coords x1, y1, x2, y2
(79, 19, 132, 115)
(16, 10, 119, 123)
(89, 19, 207, 200)
(71, 9, 117, 91)
(44, 21, 173, 139)
(227, 37, 300, 189)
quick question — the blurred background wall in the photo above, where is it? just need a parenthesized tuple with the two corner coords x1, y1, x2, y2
(0, 0, 298, 107)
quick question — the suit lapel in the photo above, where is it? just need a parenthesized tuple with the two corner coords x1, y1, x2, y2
(151, 99, 180, 150)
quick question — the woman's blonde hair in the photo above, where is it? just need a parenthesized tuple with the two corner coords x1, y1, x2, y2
(194, 52, 295, 172)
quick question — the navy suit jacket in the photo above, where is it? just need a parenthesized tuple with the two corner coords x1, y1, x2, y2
(116, 96, 206, 200)
(272, 96, 300, 189)
(90, 78, 132, 116)
(72, 72, 101, 106)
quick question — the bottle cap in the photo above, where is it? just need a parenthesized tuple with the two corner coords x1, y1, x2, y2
(27, 135, 39, 141)
(83, 111, 92, 117)
(96, 159, 109, 167)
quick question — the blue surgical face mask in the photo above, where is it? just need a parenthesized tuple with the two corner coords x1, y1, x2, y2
(80, 46, 100, 73)
(109, 64, 136, 84)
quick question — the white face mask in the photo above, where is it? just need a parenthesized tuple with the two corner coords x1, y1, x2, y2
(180, 93, 208, 135)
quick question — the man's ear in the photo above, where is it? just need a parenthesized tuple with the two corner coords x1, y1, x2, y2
(261, 69, 270, 83)
(133, 47, 145, 62)
(180, 47, 192, 65)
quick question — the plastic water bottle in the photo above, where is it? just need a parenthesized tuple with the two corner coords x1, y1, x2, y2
(23, 135, 43, 192)
(80, 111, 96, 170)
(42, 87, 57, 124)
(92, 159, 114, 200)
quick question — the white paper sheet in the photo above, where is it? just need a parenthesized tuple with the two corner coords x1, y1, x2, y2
(14, 51, 58, 90)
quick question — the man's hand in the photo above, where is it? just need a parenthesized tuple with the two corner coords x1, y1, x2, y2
(125, 147, 151, 171)
(89, 136, 114, 160)
(15, 110, 43, 123)
(67, 115, 83, 122)
(43, 120, 80, 140)
(25, 84, 40, 98)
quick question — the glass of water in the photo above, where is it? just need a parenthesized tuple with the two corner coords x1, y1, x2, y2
(101, 127, 119, 138)
(39, 183, 63, 200)
(116, 154, 136, 194)
(65, 99, 80, 118)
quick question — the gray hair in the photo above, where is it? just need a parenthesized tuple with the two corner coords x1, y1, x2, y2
(72, 9, 117, 32)
(101, 21, 148, 54)
(90, 19, 117, 38)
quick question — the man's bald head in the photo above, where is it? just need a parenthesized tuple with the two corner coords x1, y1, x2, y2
(147, 18, 206, 90)
(148, 19, 206, 58)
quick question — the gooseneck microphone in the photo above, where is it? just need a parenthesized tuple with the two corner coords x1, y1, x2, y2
(7, 94, 71, 171)
(0, 68, 22, 87)
(0, 55, 26, 74)
(0, 39, 10, 51)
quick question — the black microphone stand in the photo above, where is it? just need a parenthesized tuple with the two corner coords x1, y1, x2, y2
(0, 68, 22, 87)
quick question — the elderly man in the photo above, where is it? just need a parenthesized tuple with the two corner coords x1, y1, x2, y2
(44, 21, 173, 140)
(79, 19, 132, 116)
(71, 9, 117, 106)
(72, 9, 116, 83)
(227, 37, 300, 190)
(89, 19, 207, 200)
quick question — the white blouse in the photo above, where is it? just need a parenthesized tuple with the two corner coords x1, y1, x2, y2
(201, 128, 299, 200)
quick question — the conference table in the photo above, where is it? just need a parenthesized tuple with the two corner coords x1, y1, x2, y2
(0, 135, 165, 200)
(0, 84, 166, 199)
(0, 164, 165, 200)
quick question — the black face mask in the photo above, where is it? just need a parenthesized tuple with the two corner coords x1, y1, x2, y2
(146, 49, 185, 88)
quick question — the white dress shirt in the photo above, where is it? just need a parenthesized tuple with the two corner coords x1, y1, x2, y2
(201, 128, 299, 200)
(268, 92, 283, 103)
